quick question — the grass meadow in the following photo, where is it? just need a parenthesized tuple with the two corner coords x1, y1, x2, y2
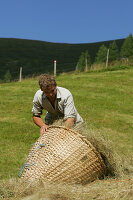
(0, 68, 133, 199)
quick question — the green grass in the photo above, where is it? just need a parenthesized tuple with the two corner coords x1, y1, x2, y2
(57, 70, 133, 155)
(0, 69, 133, 181)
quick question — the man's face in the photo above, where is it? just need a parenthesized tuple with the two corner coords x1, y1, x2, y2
(43, 86, 56, 101)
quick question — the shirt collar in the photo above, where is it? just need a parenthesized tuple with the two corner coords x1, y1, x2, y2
(56, 87, 61, 100)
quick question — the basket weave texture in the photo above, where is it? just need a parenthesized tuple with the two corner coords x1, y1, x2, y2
(21, 126, 106, 184)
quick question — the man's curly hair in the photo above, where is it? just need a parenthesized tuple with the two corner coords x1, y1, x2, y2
(39, 74, 57, 90)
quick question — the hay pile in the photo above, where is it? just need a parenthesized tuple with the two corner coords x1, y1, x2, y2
(1, 121, 133, 200)
(0, 177, 133, 200)
(73, 125, 125, 178)
(53, 120, 127, 178)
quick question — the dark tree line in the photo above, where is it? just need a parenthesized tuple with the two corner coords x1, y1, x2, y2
(77, 34, 133, 71)
(0, 37, 125, 82)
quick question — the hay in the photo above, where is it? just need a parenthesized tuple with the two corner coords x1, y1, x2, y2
(1, 177, 133, 200)
(1, 121, 132, 200)
(20, 126, 106, 184)
(52, 119, 126, 178)
(73, 123, 125, 178)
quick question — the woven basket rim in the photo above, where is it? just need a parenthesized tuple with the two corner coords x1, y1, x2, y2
(47, 125, 94, 147)
(46, 125, 95, 148)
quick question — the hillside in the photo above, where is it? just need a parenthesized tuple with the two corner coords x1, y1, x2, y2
(0, 37, 125, 80)
(0, 69, 133, 199)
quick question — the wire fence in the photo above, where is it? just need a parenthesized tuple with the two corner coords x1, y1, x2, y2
(0, 61, 77, 82)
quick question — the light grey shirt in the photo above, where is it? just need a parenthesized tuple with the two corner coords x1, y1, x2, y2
(32, 86, 83, 125)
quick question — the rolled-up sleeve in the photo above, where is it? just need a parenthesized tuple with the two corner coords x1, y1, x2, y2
(63, 94, 76, 121)
(32, 94, 43, 116)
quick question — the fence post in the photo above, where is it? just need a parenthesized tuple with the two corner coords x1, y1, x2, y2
(85, 57, 88, 72)
(54, 60, 56, 76)
(106, 49, 109, 68)
(19, 67, 22, 82)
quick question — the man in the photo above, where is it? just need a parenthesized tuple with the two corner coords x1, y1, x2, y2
(32, 74, 83, 135)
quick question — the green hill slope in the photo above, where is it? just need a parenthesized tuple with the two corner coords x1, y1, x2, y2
(0, 68, 133, 180)
(0, 38, 124, 80)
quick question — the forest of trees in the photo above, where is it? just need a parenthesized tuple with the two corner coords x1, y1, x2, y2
(77, 34, 133, 71)
(1, 34, 132, 82)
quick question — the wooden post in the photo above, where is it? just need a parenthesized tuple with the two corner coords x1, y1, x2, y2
(19, 67, 22, 82)
(85, 57, 88, 72)
(54, 60, 56, 76)
(106, 49, 109, 68)
(75, 62, 78, 71)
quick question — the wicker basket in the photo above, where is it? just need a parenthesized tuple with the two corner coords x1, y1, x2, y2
(20, 126, 106, 184)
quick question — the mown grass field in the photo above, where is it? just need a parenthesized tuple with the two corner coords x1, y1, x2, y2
(0, 68, 133, 199)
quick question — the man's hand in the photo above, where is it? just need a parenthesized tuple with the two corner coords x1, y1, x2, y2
(33, 116, 49, 136)
(64, 118, 75, 128)
(40, 124, 48, 136)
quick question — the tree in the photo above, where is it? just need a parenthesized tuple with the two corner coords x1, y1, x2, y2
(4, 70, 12, 82)
(84, 50, 91, 71)
(77, 52, 85, 71)
(120, 34, 133, 58)
(77, 50, 91, 72)
(95, 45, 107, 63)
(109, 41, 119, 62)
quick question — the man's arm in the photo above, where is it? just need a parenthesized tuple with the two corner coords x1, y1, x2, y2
(64, 117, 75, 128)
(33, 116, 48, 136)
(63, 92, 76, 127)
(32, 91, 48, 136)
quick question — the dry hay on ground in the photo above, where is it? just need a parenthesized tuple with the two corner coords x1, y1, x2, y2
(0, 177, 133, 200)
(1, 121, 133, 199)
